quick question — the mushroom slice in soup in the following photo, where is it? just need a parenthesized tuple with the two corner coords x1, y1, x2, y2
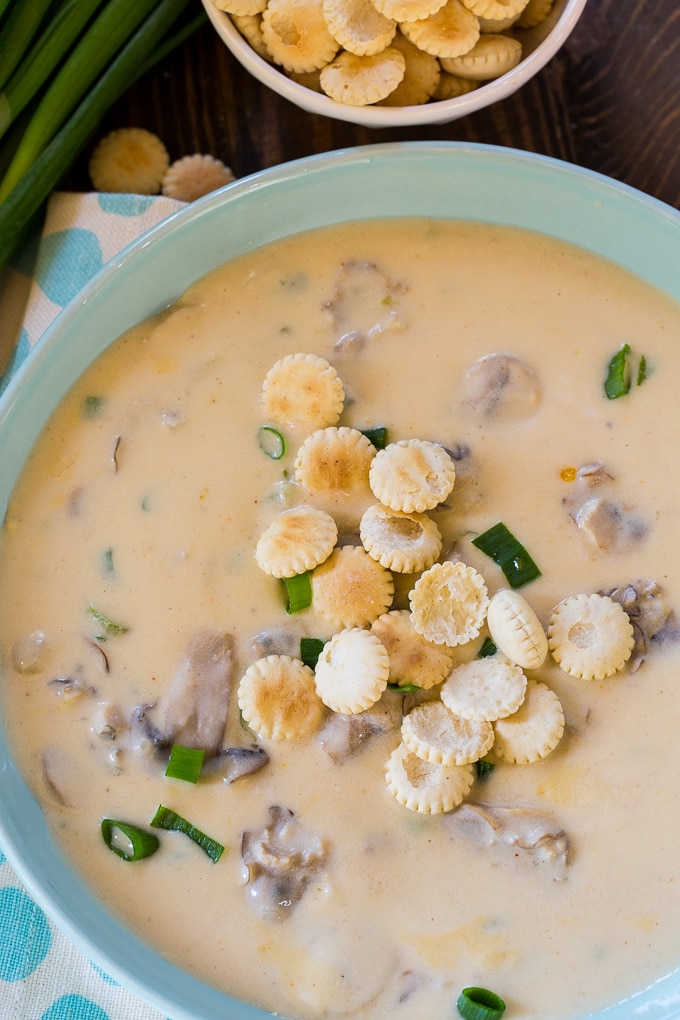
(600, 579, 677, 670)
(317, 687, 403, 763)
(460, 352, 540, 422)
(449, 801, 569, 880)
(146, 630, 234, 758)
(325, 260, 407, 352)
(241, 805, 329, 921)
(575, 497, 647, 553)
(201, 745, 270, 783)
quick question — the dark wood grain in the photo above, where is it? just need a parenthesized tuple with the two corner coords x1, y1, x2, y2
(65, 0, 680, 209)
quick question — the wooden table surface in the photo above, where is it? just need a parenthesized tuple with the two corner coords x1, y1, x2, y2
(69, 0, 680, 211)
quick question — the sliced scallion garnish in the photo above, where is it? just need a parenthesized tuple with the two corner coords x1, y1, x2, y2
(604, 342, 631, 399)
(300, 636, 324, 669)
(258, 425, 286, 460)
(475, 759, 495, 782)
(471, 522, 541, 589)
(637, 353, 648, 386)
(387, 682, 421, 693)
(83, 394, 104, 419)
(165, 744, 204, 784)
(361, 426, 388, 450)
(150, 805, 225, 862)
(477, 636, 497, 658)
(87, 604, 129, 639)
(102, 546, 115, 576)
(456, 986, 506, 1020)
(101, 818, 160, 861)
(282, 572, 312, 614)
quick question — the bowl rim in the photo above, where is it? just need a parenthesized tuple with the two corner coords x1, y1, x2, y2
(201, 0, 589, 126)
(2, 141, 680, 1020)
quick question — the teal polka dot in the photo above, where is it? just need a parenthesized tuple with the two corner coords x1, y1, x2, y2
(97, 194, 155, 217)
(0, 886, 52, 980)
(0, 848, 6, 863)
(0, 326, 31, 395)
(35, 229, 104, 307)
(90, 961, 118, 985)
(40, 995, 110, 1020)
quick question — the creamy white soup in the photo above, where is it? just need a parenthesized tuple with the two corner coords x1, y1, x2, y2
(2, 219, 680, 1020)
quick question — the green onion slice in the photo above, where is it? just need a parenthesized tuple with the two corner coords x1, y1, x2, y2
(87, 604, 129, 638)
(361, 426, 388, 450)
(471, 522, 541, 589)
(101, 819, 160, 861)
(165, 744, 204, 784)
(83, 395, 104, 419)
(477, 636, 497, 658)
(457, 986, 506, 1020)
(150, 805, 225, 862)
(300, 637, 324, 669)
(258, 425, 286, 460)
(637, 353, 648, 386)
(387, 682, 422, 693)
(282, 572, 312, 614)
(475, 759, 496, 781)
(604, 342, 631, 399)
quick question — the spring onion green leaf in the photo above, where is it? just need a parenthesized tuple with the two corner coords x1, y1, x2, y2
(0, 0, 163, 201)
(82, 394, 104, 419)
(0, 0, 196, 269)
(87, 604, 129, 638)
(637, 353, 648, 386)
(0, 0, 106, 141)
(475, 759, 495, 781)
(604, 342, 631, 399)
(165, 745, 205, 784)
(282, 572, 312, 614)
(0, 0, 53, 93)
(457, 987, 506, 1020)
(101, 818, 160, 861)
(471, 522, 541, 589)
(300, 637, 324, 669)
(387, 682, 422, 693)
(258, 425, 286, 460)
(477, 636, 497, 658)
(150, 805, 225, 862)
(361, 426, 388, 449)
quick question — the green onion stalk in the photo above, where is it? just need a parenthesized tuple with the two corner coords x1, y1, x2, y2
(0, 0, 207, 271)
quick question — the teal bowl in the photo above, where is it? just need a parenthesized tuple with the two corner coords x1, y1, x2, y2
(1, 142, 680, 1020)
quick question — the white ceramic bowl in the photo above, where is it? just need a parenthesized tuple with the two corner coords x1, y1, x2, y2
(2, 143, 680, 1020)
(201, 0, 588, 126)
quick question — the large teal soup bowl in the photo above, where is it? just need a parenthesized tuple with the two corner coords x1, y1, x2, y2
(1, 142, 680, 1020)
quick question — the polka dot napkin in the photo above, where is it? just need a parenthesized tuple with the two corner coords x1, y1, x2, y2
(0, 191, 186, 1020)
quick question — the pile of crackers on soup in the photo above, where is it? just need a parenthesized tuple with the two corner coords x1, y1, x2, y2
(213, 0, 555, 106)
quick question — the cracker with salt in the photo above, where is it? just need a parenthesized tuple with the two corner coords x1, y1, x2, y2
(315, 628, 389, 712)
(402, 700, 494, 765)
(262, 0, 339, 71)
(320, 48, 406, 105)
(311, 545, 394, 628)
(385, 741, 474, 813)
(360, 503, 442, 573)
(492, 679, 565, 764)
(371, 609, 455, 689)
(440, 32, 522, 78)
(400, 0, 480, 58)
(255, 505, 337, 578)
(369, 439, 456, 513)
(409, 560, 489, 646)
(238, 655, 326, 739)
(261, 352, 344, 428)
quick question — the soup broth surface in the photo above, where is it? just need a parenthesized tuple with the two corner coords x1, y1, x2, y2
(2, 219, 680, 1020)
